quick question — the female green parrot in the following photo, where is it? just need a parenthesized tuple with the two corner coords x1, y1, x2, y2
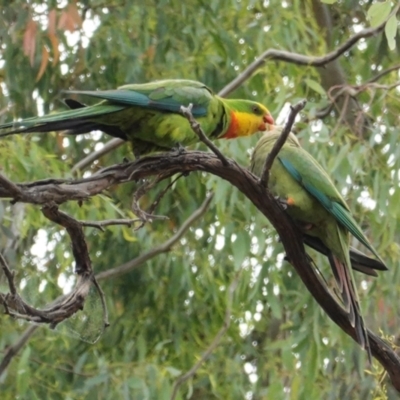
(0, 79, 274, 157)
(250, 126, 387, 358)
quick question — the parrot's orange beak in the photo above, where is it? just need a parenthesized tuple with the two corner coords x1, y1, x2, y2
(258, 113, 274, 131)
(264, 114, 274, 125)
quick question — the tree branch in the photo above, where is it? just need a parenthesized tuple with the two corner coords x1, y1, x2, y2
(260, 100, 306, 187)
(0, 193, 213, 377)
(0, 153, 399, 390)
(218, 22, 388, 97)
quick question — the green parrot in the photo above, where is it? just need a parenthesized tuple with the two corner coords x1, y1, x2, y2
(0, 79, 274, 157)
(250, 126, 387, 358)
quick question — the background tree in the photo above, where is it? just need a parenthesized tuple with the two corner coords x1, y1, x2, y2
(0, 0, 400, 399)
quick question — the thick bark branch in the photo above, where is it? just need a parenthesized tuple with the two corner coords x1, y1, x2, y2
(0, 151, 399, 390)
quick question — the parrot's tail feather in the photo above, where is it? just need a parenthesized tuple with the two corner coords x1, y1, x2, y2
(0, 120, 128, 141)
(303, 234, 386, 276)
(64, 98, 86, 110)
(328, 254, 347, 304)
(329, 254, 371, 361)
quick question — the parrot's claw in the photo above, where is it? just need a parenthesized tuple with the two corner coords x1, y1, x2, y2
(172, 143, 186, 155)
(274, 196, 288, 210)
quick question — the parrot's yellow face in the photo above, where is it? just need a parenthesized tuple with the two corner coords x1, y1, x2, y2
(222, 104, 274, 139)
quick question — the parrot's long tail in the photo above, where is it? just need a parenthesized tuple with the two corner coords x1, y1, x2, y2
(328, 230, 371, 362)
(303, 234, 387, 277)
(0, 101, 128, 141)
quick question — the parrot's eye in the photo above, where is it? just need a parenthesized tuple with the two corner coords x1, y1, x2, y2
(252, 105, 262, 115)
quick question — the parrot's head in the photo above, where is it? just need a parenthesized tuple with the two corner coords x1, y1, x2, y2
(221, 99, 274, 139)
(265, 125, 301, 147)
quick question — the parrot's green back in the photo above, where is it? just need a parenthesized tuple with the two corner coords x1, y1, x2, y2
(0, 79, 274, 157)
(250, 128, 387, 359)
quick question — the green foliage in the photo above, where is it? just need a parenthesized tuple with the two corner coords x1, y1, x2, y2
(0, 0, 400, 399)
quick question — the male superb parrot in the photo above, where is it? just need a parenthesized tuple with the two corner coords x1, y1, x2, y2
(250, 126, 387, 358)
(0, 79, 274, 157)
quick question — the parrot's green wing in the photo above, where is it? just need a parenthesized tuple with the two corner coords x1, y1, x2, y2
(278, 147, 385, 265)
(0, 80, 213, 137)
(66, 79, 212, 117)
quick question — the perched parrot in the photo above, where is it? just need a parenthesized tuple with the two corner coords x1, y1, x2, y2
(250, 126, 387, 358)
(0, 79, 274, 157)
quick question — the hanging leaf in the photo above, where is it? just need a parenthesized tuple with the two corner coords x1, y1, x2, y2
(304, 78, 326, 96)
(58, 2, 82, 32)
(367, 1, 391, 28)
(36, 46, 49, 82)
(385, 14, 398, 50)
(23, 19, 37, 66)
(48, 9, 57, 35)
(48, 33, 60, 66)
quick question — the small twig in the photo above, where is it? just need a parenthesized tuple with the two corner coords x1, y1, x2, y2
(170, 269, 241, 400)
(260, 100, 307, 187)
(79, 218, 142, 231)
(0, 253, 17, 295)
(91, 276, 110, 330)
(304, 76, 400, 124)
(180, 104, 229, 166)
(96, 193, 214, 281)
(0, 253, 29, 319)
(146, 173, 186, 216)
(0, 325, 38, 377)
(131, 174, 171, 228)
(71, 138, 124, 173)
(367, 64, 400, 84)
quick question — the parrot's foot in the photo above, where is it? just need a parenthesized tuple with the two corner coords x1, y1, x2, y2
(172, 143, 186, 155)
(274, 196, 288, 210)
(296, 221, 314, 231)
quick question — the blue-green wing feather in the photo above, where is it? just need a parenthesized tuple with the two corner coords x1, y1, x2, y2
(278, 151, 384, 263)
(331, 202, 382, 261)
(65, 81, 211, 117)
(279, 155, 334, 210)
